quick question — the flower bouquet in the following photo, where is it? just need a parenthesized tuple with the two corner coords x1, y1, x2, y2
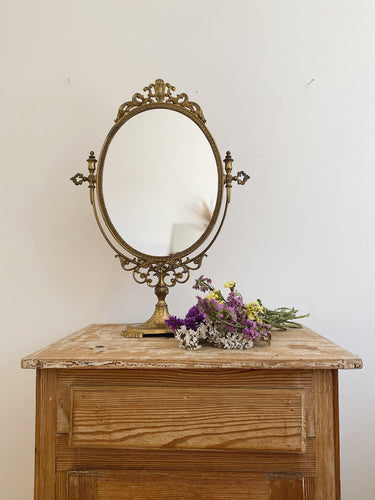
(165, 276, 309, 350)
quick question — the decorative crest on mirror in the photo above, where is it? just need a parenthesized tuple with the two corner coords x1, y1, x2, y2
(116, 79, 206, 123)
(71, 79, 249, 338)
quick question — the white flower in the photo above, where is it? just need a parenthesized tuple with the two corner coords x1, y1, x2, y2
(196, 323, 209, 340)
(174, 322, 254, 351)
(175, 326, 202, 351)
(206, 325, 254, 350)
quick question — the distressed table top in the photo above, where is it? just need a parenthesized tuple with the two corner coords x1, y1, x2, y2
(21, 324, 363, 370)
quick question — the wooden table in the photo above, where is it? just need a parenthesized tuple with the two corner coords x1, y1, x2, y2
(22, 324, 362, 500)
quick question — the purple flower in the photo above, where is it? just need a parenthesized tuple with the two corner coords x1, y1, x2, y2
(227, 291, 244, 310)
(193, 275, 213, 293)
(242, 327, 255, 340)
(224, 305, 236, 320)
(184, 304, 205, 331)
(255, 322, 272, 342)
(165, 316, 184, 333)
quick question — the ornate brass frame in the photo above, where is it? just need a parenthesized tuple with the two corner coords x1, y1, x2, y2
(71, 79, 249, 337)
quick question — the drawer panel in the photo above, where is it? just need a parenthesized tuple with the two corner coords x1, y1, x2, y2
(66, 470, 310, 500)
(68, 470, 270, 500)
(70, 385, 306, 453)
(56, 434, 317, 475)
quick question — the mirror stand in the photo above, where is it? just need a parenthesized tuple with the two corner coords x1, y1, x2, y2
(122, 282, 173, 338)
(71, 80, 250, 338)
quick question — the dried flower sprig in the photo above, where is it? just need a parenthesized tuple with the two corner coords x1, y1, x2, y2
(259, 301, 309, 331)
(166, 275, 309, 350)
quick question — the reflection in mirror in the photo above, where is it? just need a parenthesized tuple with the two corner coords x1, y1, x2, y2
(103, 109, 218, 256)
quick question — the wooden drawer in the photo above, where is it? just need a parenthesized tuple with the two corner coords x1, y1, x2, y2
(67, 470, 310, 500)
(69, 384, 306, 453)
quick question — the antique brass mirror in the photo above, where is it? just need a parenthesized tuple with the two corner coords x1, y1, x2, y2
(71, 79, 249, 337)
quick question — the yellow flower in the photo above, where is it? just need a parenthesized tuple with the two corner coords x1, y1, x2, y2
(246, 301, 265, 322)
(224, 280, 235, 289)
(206, 289, 223, 302)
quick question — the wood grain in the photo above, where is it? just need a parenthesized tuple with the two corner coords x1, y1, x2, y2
(269, 474, 304, 499)
(61, 469, 319, 499)
(21, 324, 363, 370)
(34, 369, 57, 500)
(56, 368, 315, 438)
(24, 325, 360, 498)
(303, 477, 316, 499)
(68, 471, 97, 499)
(314, 370, 340, 499)
(70, 385, 306, 452)
(56, 434, 317, 475)
(56, 472, 68, 500)
(333, 370, 341, 500)
(95, 470, 269, 500)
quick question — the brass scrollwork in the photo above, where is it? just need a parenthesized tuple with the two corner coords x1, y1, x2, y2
(115, 79, 206, 123)
(234, 170, 250, 185)
(71, 152, 97, 204)
(224, 151, 250, 203)
(116, 254, 206, 290)
(70, 173, 88, 185)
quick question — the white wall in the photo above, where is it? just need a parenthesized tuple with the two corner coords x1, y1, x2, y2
(1, 1, 373, 498)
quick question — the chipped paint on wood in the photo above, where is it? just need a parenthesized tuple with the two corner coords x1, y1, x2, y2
(21, 324, 363, 370)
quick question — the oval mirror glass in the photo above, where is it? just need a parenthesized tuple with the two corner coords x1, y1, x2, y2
(102, 108, 219, 256)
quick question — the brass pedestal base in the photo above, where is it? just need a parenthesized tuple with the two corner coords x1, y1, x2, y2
(121, 283, 174, 338)
(122, 306, 173, 339)
(122, 326, 174, 338)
